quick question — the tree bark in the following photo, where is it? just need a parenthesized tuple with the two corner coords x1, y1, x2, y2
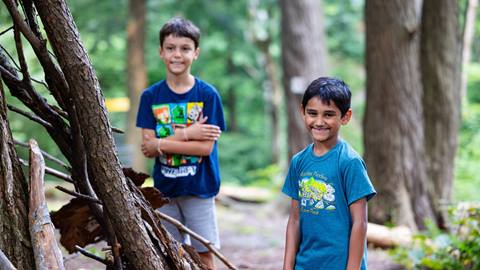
(0, 82, 35, 269)
(364, 0, 434, 230)
(421, 0, 462, 228)
(126, 0, 148, 173)
(30, 0, 169, 268)
(280, 0, 328, 159)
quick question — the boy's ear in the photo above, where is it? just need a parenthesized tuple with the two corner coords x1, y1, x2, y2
(158, 47, 163, 58)
(193, 47, 200, 60)
(341, 109, 352, 125)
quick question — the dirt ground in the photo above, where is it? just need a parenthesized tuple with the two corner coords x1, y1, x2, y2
(60, 195, 404, 270)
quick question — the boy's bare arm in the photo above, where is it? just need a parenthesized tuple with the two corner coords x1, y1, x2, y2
(283, 199, 300, 270)
(140, 119, 221, 157)
(346, 198, 368, 270)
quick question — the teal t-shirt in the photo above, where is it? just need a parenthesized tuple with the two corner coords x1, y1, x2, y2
(282, 139, 376, 270)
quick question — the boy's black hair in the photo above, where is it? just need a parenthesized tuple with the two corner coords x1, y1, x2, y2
(159, 16, 200, 48)
(301, 77, 351, 117)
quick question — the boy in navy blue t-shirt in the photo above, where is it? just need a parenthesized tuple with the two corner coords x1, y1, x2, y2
(282, 77, 376, 270)
(136, 16, 225, 269)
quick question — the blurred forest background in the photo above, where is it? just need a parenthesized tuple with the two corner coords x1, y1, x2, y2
(3, 0, 479, 200)
(1, 0, 480, 269)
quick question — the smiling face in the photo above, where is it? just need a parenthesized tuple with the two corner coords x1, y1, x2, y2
(159, 34, 199, 77)
(302, 97, 352, 148)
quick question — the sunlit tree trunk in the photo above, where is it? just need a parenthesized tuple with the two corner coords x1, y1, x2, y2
(126, 0, 148, 172)
(280, 0, 328, 159)
(364, 0, 434, 230)
(421, 0, 462, 228)
(0, 82, 35, 269)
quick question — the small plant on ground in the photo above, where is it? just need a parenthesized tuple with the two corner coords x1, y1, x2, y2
(391, 203, 480, 270)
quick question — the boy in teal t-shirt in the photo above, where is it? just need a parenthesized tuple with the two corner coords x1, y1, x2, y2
(282, 77, 376, 270)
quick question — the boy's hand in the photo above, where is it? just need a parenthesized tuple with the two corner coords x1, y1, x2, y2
(185, 116, 221, 141)
(141, 136, 160, 158)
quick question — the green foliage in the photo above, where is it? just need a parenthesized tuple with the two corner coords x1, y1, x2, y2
(324, 0, 364, 60)
(391, 203, 480, 270)
(218, 132, 272, 185)
(455, 64, 480, 201)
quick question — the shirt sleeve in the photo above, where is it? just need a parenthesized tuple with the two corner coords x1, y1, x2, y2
(136, 90, 156, 130)
(202, 89, 226, 131)
(343, 158, 376, 205)
(282, 158, 300, 200)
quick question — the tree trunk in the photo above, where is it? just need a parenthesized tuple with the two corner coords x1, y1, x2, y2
(126, 0, 148, 173)
(31, 0, 169, 268)
(0, 82, 35, 269)
(421, 0, 462, 228)
(461, 0, 478, 99)
(364, 0, 434, 230)
(280, 0, 328, 159)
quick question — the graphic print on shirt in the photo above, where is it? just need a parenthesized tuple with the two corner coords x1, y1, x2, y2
(298, 174, 336, 214)
(152, 102, 204, 177)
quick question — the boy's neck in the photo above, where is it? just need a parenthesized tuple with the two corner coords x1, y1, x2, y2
(312, 137, 339, 156)
(166, 73, 195, 94)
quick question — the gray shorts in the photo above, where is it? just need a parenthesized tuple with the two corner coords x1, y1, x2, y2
(158, 196, 220, 253)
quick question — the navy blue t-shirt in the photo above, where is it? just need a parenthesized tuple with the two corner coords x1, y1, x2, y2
(282, 139, 376, 270)
(136, 78, 226, 198)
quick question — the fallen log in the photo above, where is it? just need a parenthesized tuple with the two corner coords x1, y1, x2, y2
(367, 223, 412, 248)
(28, 139, 65, 270)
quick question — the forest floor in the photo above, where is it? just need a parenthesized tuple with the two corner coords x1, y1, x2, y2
(50, 185, 404, 270)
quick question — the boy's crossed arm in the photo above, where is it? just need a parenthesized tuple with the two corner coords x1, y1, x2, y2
(141, 116, 222, 157)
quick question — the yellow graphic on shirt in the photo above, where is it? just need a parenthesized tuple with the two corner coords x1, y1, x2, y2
(299, 177, 336, 211)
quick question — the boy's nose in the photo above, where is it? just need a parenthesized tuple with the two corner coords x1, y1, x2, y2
(314, 118, 325, 126)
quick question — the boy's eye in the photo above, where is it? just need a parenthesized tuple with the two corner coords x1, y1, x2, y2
(182, 47, 192, 51)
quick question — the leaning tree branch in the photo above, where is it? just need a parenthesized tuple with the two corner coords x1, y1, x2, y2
(74, 245, 108, 266)
(7, 104, 53, 129)
(157, 212, 237, 270)
(28, 139, 65, 269)
(0, 44, 21, 71)
(3, 0, 69, 111)
(13, 139, 71, 171)
(19, 158, 73, 183)
(13, 24, 32, 86)
(55, 186, 101, 204)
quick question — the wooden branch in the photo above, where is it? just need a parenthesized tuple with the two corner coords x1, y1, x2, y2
(0, 249, 16, 270)
(7, 104, 53, 129)
(74, 245, 108, 265)
(19, 158, 74, 183)
(13, 23, 32, 86)
(28, 139, 65, 269)
(55, 185, 101, 204)
(3, 0, 69, 112)
(111, 126, 124, 134)
(367, 223, 412, 248)
(0, 44, 21, 70)
(0, 25, 14, 36)
(0, 62, 20, 83)
(158, 212, 237, 270)
(14, 139, 71, 171)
